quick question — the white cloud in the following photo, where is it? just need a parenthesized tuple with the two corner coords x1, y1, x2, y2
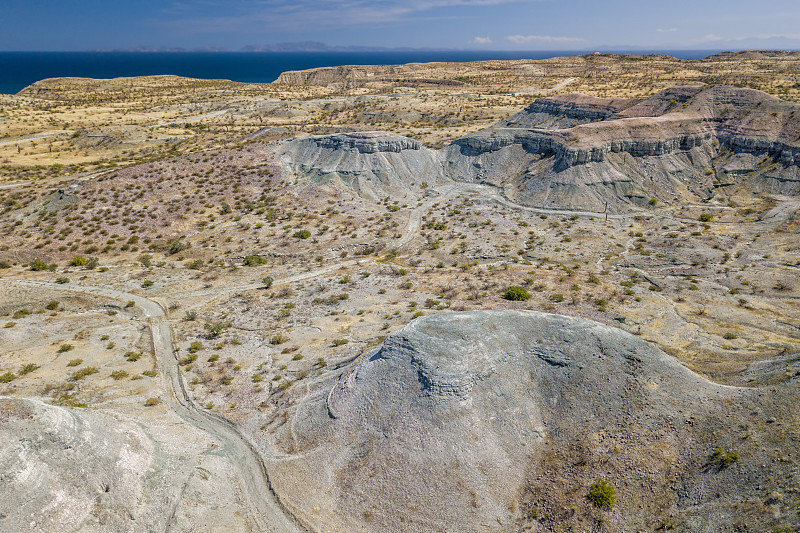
(656, 28, 677, 33)
(506, 34, 584, 44)
(698, 32, 800, 43)
(162, 0, 540, 32)
(473, 36, 492, 44)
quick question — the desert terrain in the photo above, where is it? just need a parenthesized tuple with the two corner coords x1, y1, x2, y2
(1, 51, 800, 532)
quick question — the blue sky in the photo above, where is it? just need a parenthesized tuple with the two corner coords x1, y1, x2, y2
(4, 0, 800, 51)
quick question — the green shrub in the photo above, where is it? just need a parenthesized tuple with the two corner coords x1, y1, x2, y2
(70, 366, 99, 381)
(503, 286, 531, 301)
(20, 363, 40, 375)
(55, 277, 70, 284)
(29, 258, 52, 271)
(45, 300, 59, 310)
(262, 276, 274, 288)
(184, 310, 198, 321)
(58, 344, 74, 353)
(699, 213, 713, 222)
(67, 359, 83, 367)
(0, 372, 17, 383)
(293, 230, 311, 239)
(188, 341, 204, 353)
(111, 370, 129, 380)
(207, 354, 220, 363)
(204, 322, 226, 338)
(168, 240, 190, 255)
(125, 351, 142, 362)
(243, 255, 267, 266)
(713, 447, 740, 466)
(588, 477, 616, 509)
(144, 397, 160, 407)
(69, 255, 87, 267)
(332, 339, 349, 347)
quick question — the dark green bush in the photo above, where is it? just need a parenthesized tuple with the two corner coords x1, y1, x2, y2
(504, 286, 531, 301)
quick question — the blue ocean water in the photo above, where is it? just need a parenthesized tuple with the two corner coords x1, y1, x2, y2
(0, 50, 724, 95)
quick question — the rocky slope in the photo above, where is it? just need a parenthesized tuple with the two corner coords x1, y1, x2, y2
(446, 85, 800, 211)
(277, 131, 448, 200)
(278, 86, 800, 211)
(266, 310, 799, 532)
(0, 397, 260, 532)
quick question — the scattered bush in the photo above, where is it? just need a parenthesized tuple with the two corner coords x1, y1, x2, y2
(243, 255, 267, 266)
(713, 447, 740, 467)
(111, 370, 129, 380)
(70, 366, 99, 381)
(46, 300, 59, 310)
(293, 230, 311, 239)
(0, 372, 16, 383)
(204, 322, 226, 338)
(262, 276, 274, 288)
(67, 359, 83, 367)
(144, 397, 160, 407)
(58, 344, 74, 353)
(30, 258, 54, 271)
(588, 477, 616, 509)
(503, 286, 531, 301)
(20, 363, 40, 375)
(168, 240, 190, 255)
(332, 339, 349, 347)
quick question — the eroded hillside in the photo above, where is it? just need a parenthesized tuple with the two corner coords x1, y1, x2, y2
(1, 52, 800, 532)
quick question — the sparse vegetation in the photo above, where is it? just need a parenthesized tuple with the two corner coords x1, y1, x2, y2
(588, 477, 616, 509)
(503, 286, 531, 301)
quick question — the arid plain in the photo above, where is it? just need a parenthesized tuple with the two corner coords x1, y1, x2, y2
(1, 51, 800, 532)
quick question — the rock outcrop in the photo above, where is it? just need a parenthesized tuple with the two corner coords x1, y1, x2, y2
(446, 85, 800, 210)
(267, 311, 799, 532)
(277, 86, 800, 210)
(0, 397, 259, 532)
(278, 131, 448, 200)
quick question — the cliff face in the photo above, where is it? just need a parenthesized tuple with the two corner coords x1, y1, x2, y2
(275, 66, 373, 86)
(278, 131, 447, 200)
(447, 85, 800, 210)
(276, 86, 800, 210)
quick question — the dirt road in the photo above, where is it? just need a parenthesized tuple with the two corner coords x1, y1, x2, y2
(2, 278, 306, 533)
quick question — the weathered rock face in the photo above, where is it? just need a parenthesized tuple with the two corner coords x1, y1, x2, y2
(275, 66, 373, 86)
(277, 86, 800, 210)
(278, 131, 448, 200)
(0, 398, 161, 531)
(447, 85, 800, 210)
(267, 311, 800, 532)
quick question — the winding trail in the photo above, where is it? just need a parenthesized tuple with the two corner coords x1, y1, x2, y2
(1, 278, 306, 533)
